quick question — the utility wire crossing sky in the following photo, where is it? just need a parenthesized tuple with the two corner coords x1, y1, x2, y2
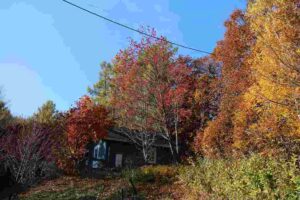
(62, 0, 212, 55)
(0, 0, 245, 116)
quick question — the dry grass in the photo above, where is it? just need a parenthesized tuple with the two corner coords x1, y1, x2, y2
(19, 176, 128, 200)
(19, 174, 187, 200)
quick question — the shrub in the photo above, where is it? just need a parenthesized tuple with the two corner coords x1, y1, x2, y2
(122, 168, 155, 184)
(141, 165, 178, 184)
(178, 155, 300, 199)
(122, 165, 178, 184)
(0, 121, 61, 186)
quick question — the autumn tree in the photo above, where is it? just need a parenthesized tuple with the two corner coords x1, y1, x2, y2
(198, 1, 299, 158)
(0, 119, 62, 194)
(111, 30, 192, 162)
(192, 57, 220, 129)
(234, 0, 300, 156)
(57, 96, 113, 174)
(198, 10, 255, 158)
(178, 57, 221, 157)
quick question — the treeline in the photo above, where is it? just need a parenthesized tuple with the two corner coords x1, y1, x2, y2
(89, 0, 299, 160)
(0, 97, 113, 199)
(197, 0, 300, 158)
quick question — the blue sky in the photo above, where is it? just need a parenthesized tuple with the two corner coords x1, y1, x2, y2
(0, 0, 245, 117)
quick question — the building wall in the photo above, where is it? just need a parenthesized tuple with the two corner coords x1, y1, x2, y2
(87, 140, 173, 169)
(156, 147, 173, 164)
(107, 141, 144, 167)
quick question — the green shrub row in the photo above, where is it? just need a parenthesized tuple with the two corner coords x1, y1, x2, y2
(178, 155, 300, 200)
(122, 165, 178, 184)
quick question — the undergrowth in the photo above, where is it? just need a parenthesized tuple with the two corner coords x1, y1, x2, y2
(179, 155, 300, 200)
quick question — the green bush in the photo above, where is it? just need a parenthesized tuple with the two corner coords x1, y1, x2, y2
(122, 165, 178, 184)
(178, 155, 300, 200)
(122, 168, 155, 184)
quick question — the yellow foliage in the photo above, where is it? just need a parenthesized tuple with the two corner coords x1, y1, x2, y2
(234, 0, 300, 156)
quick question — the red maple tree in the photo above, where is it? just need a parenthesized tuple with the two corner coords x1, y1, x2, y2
(111, 29, 192, 161)
(57, 96, 113, 173)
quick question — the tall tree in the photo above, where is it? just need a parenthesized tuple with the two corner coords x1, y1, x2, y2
(32, 100, 57, 124)
(0, 91, 12, 137)
(111, 30, 192, 162)
(199, 10, 255, 158)
(88, 62, 114, 106)
(179, 57, 221, 157)
(235, 0, 300, 156)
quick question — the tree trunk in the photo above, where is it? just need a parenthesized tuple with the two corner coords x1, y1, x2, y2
(163, 127, 178, 164)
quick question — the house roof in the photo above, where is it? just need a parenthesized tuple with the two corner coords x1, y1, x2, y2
(105, 128, 169, 148)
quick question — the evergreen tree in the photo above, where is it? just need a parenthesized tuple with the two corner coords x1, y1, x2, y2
(87, 61, 114, 106)
(33, 100, 57, 124)
(0, 91, 12, 136)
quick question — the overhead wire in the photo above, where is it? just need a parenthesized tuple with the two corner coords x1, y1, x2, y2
(62, 0, 212, 55)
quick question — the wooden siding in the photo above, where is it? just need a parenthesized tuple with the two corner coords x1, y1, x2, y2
(87, 140, 172, 169)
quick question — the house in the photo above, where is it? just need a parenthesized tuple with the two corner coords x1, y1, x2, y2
(85, 128, 173, 169)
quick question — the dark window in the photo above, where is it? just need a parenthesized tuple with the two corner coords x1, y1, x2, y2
(93, 140, 107, 160)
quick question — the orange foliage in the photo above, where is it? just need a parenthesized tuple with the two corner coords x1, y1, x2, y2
(196, 10, 255, 158)
(57, 96, 113, 174)
(196, 1, 300, 158)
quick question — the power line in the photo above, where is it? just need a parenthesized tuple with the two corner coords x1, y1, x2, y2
(62, 0, 212, 55)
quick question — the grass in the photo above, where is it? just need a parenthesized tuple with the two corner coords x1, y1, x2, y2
(19, 176, 126, 200)
(19, 166, 183, 200)
(21, 185, 103, 200)
(20, 158, 300, 199)
(120, 165, 184, 199)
